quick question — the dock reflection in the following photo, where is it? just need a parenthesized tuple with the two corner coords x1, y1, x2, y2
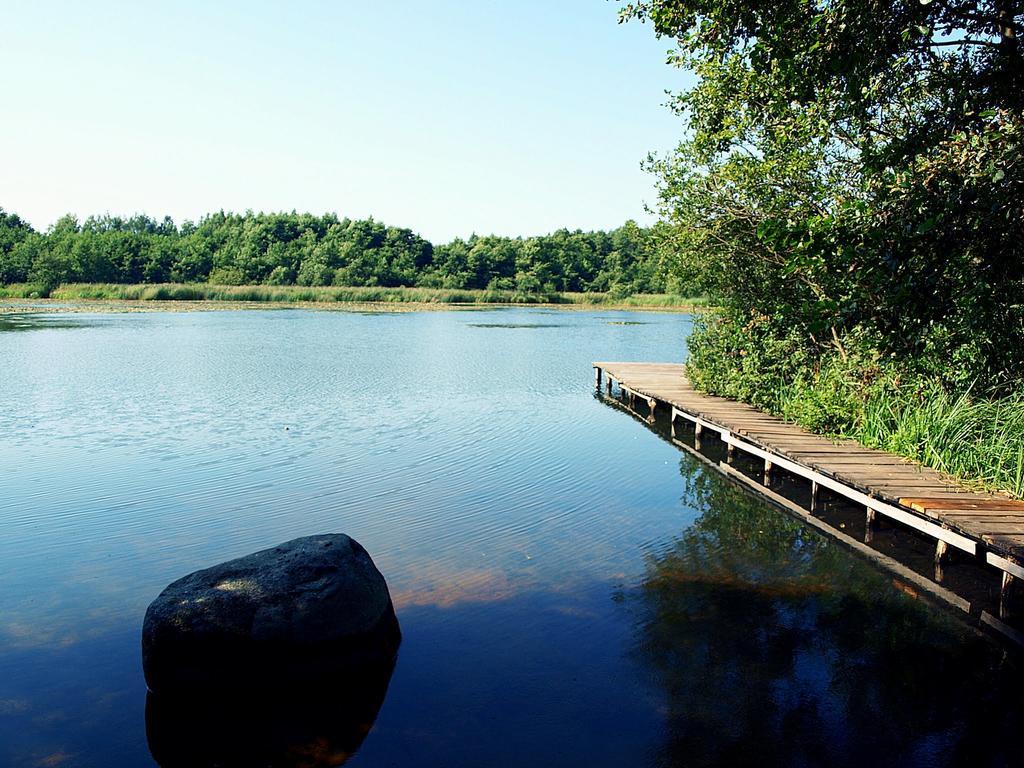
(598, 387, 1024, 637)
(633, 465, 1024, 765)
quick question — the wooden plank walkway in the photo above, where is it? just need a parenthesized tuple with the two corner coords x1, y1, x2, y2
(593, 361, 1024, 610)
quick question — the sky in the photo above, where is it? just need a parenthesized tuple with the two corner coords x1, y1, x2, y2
(1, 0, 689, 243)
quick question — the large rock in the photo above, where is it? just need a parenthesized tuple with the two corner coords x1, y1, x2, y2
(142, 534, 401, 695)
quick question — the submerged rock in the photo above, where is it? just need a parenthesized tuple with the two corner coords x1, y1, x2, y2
(142, 533, 401, 695)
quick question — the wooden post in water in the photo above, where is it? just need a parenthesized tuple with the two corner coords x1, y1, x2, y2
(763, 458, 773, 486)
(606, 376, 613, 394)
(810, 481, 820, 512)
(934, 539, 950, 583)
(1001, 571, 1015, 620)
(694, 421, 703, 450)
(595, 367, 602, 390)
(726, 442, 736, 463)
(865, 506, 877, 544)
(646, 397, 657, 422)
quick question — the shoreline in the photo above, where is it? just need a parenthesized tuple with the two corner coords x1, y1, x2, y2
(0, 297, 705, 315)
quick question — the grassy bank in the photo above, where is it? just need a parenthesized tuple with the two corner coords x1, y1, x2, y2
(0, 282, 707, 309)
(855, 384, 1024, 499)
(687, 316, 1024, 498)
(771, 375, 1024, 499)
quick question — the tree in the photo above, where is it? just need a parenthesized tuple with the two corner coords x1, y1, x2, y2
(622, 0, 1024, 391)
(0, 206, 672, 298)
(0, 208, 36, 283)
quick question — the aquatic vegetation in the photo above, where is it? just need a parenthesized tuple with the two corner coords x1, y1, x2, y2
(467, 323, 565, 329)
(0, 283, 46, 299)
(0, 282, 706, 309)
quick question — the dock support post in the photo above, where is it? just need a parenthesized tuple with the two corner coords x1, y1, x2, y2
(606, 376, 613, 394)
(763, 458, 773, 486)
(865, 507, 877, 544)
(595, 367, 602, 390)
(647, 397, 656, 422)
(694, 421, 703, 450)
(726, 442, 735, 463)
(934, 539, 950, 583)
(810, 481, 819, 512)
(1001, 571, 1015, 620)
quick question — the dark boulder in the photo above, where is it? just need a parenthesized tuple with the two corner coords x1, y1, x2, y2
(142, 533, 400, 695)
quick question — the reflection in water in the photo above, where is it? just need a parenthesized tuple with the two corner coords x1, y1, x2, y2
(631, 455, 1024, 767)
(146, 651, 397, 767)
(8, 308, 1024, 765)
(0, 313, 92, 333)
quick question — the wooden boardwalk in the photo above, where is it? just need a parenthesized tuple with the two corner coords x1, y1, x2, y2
(594, 361, 1024, 614)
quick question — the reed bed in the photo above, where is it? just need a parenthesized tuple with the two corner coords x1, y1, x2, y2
(0, 283, 48, 299)
(855, 383, 1024, 498)
(0, 282, 706, 308)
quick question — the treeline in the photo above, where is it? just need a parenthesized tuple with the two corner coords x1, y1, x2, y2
(0, 209, 691, 296)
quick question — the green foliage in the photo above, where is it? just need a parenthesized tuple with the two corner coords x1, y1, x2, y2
(624, 0, 1024, 390)
(0, 210, 688, 298)
(0, 209, 37, 284)
(624, 0, 1024, 491)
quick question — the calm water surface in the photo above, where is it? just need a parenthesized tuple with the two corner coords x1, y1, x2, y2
(0, 308, 1021, 767)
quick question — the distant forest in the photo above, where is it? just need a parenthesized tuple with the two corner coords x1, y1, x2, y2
(0, 209, 689, 296)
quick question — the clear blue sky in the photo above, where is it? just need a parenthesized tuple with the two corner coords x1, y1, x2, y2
(1, 0, 688, 242)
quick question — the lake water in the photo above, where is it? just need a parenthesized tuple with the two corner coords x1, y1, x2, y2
(1, 307, 1022, 767)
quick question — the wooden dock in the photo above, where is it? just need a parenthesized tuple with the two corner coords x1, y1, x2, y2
(594, 361, 1024, 618)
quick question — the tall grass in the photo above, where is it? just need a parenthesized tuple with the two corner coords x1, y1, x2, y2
(559, 292, 711, 308)
(688, 314, 1024, 497)
(0, 283, 48, 299)
(774, 372, 1024, 498)
(0, 282, 706, 308)
(855, 383, 1024, 498)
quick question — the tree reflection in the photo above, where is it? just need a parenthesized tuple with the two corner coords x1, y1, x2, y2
(632, 455, 1024, 767)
